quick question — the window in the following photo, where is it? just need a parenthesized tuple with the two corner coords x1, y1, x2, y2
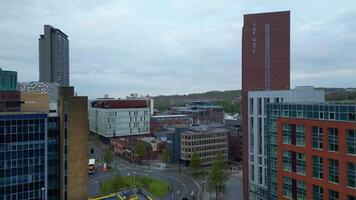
(313, 185, 323, 200)
(328, 128, 339, 152)
(258, 117, 262, 154)
(348, 195, 355, 200)
(259, 166, 263, 184)
(249, 98, 254, 115)
(348, 162, 355, 188)
(257, 98, 262, 115)
(296, 125, 305, 147)
(296, 153, 305, 175)
(283, 150, 292, 171)
(263, 98, 269, 115)
(329, 112, 335, 120)
(313, 156, 323, 179)
(328, 159, 339, 184)
(250, 131, 254, 153)
(319, 112, 324, 119)
(283, 124, 292, 144)
(312, 127, 323, 149)
(250, 164, 255, 182)
(250, 117, 254, 133)
(297, 180, 306, 200)
(347, 129, 356, 155)
(329, 190, 339, 200)
(283, 177, 292, 199)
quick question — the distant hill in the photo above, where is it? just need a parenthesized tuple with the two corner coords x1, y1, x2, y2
(153, 88, 356, 114)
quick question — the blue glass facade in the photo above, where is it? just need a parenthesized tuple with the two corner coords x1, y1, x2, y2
(0, 114, 47, 200)
(47, 117, 59, 200)
(167, 127, 188, 164)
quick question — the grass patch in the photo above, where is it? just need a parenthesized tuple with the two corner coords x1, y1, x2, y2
(100, 175, 169, 198)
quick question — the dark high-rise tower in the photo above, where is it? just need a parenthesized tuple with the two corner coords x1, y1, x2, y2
(241, 11, 290, 200)
(39, 25, 69, 86)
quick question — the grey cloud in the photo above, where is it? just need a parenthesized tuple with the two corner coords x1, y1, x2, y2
(0, 0, 355, 98)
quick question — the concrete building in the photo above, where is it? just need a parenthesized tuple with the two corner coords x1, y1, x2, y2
(171, 101, 224, 125)
(89, 99, 150, 138)
(241, 11, 291, 200)
(247, 87, 325, 199)
(181, 126, 228, 165)
(39, 25, 69, 86)
(266, 103, 356, 200)
(126, 93, 154, 115)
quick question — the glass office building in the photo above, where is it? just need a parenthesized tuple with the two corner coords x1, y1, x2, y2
(0, 113, 47, 200)
(47, 117, 59, 200)
(266, 103, 356, 200)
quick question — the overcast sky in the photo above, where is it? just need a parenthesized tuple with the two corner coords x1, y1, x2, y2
(0, 0, 355, 98)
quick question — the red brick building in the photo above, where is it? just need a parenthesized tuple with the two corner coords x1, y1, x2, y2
(276, 118, 356, 200)
(242, 11, 290, 199)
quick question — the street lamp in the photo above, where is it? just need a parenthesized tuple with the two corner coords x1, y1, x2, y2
(133, 171, 136, 196)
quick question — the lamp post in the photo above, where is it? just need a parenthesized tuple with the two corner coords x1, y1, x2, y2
(170, 178, 173, 200)
(133, 171, 136, 196)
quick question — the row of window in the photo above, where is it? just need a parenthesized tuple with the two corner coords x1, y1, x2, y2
(282, 151, 355, 188)
(181, 138, 227, 146)
(182, 133, 226, 140)
(282, 124, 356, 155)
(312, 185, 355, 200)
(283, 178, 355, 200)
(250, 164, 265, 185)
(249, 97, 282, 116)
(182, 146, 227, 153)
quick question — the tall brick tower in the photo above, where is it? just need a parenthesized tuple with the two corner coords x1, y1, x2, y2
(242, 11, 290, 199)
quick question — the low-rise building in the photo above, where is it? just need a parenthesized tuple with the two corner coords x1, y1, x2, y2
(181, 126, 228, 165)
(150, 114, 191, 132)
(89, 99, 150, 137)
(171, 101, 224, 125)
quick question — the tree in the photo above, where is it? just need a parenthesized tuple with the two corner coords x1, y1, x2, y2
(136, 140, 147, 163)
(209, 153, 228, 199)
(162, 148, 169, 164)
(103, 146, 113, 168)
(189, 151, 202, 177)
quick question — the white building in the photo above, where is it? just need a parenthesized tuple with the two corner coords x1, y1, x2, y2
(247, 86, 325, 200)
(89, 99, 150, 137)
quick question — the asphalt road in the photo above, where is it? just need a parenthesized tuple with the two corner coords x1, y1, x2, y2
(88, 141, 200, 200)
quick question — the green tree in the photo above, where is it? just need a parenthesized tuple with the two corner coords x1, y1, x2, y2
(136, 140, 147, 163)
(209, 153, 229, 199)
(162, 148, 169, 164)
(103, 146, 113, 168)
(189, 151, 202, 177)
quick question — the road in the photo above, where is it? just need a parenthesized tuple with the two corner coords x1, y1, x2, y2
(224, 171, 243, 200)
(88, 140, 200, 200)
